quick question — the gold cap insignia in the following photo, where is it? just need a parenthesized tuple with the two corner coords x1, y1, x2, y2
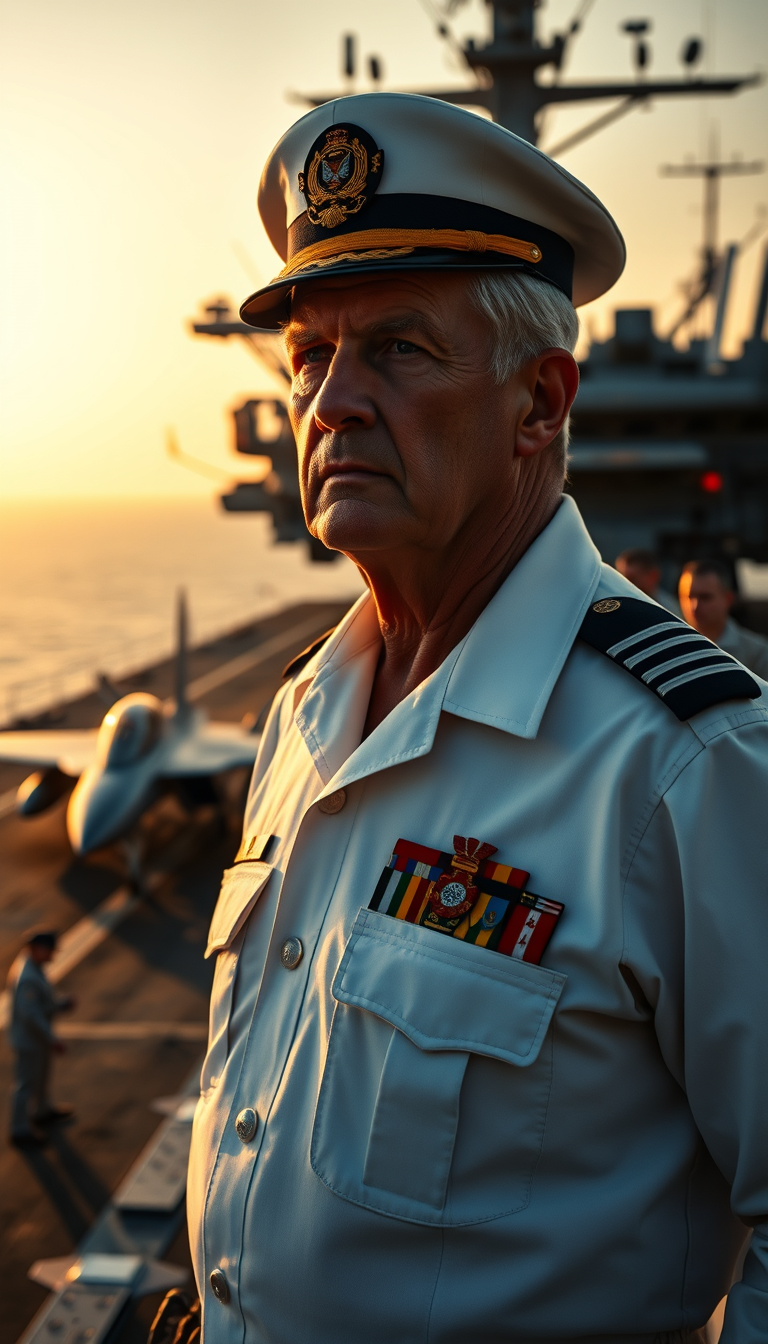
(298, 123, 384, 230)
(592, 598, 622, 614)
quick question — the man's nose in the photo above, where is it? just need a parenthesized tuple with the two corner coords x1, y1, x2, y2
(313, 350, 377, 433)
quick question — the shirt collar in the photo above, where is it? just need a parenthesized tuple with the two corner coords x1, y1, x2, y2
(297, 495, 602, 794)
(443, 494, 602, 738)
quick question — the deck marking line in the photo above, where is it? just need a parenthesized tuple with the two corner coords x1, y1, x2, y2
(47, 886, 141, 983)
(58, 1021, 208, 1041)
(186, 615, 332, 701)
(0, 787, 18, 820)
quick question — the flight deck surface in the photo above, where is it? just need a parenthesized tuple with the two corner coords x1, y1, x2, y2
(0, 600, 352, 1344)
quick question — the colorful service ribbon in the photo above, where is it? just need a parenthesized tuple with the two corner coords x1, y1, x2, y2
(369, 835, 563, 964)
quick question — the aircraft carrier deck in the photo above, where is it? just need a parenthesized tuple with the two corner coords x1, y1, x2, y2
(0, 599, 353, 1344)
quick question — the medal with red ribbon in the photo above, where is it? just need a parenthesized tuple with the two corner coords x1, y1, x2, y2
(369, 834, 563, 962)
(427, 835, 498, 920)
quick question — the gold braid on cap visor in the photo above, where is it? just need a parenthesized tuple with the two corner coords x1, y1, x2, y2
(277, 228, 542, 278)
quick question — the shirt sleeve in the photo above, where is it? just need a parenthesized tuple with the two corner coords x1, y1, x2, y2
(625, 717, 768, 1342)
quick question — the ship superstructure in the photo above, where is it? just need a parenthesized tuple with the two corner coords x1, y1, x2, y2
(569, 249, 768, 567)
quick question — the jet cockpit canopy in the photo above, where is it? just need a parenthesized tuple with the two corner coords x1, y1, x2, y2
(96, 693, 164, 770)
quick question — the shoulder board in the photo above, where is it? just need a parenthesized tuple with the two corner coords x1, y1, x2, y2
(282, 627, 337, 681)
(579, 596, 760, 721)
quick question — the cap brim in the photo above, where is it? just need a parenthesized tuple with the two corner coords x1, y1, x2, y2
(240, 252, 572, 331)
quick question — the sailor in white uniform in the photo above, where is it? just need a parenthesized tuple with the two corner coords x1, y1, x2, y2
(178, 94, 768, 1344)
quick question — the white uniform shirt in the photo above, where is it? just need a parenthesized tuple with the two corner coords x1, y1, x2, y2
(719, 616, 768, 682)
(189, 496, 768, 1344)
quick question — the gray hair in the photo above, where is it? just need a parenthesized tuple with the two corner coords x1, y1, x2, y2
(468, 271, 578, 469)
(469, 271, 579, 379)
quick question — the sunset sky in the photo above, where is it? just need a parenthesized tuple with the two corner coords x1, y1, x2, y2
(1, 0, 766, 499)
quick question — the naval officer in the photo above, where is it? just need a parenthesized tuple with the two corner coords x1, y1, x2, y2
(185, 94, 768, 1344)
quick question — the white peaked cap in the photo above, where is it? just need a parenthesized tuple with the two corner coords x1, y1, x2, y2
(241, 92, 625, 329)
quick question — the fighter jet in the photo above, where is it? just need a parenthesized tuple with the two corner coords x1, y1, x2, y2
(0, 594, 261, 860)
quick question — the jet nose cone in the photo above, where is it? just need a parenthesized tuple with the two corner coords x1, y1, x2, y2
(66, 768, 149, 854)
(67, 770, 109, 853)
(67, 805, 107, 856)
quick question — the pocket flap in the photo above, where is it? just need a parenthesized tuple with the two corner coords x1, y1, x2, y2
(332, 908, 565, 1067)
(205, 861, 273, 958)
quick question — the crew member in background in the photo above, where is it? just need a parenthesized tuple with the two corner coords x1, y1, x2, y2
(679, 558, 768, 680)
(6, 930, 74, 1148)
(615, 546, 681, 615)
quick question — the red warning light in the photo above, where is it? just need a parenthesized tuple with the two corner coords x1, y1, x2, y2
(700, 470, 724, 494)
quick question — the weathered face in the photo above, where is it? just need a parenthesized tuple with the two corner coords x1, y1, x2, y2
(283, 272, 563, 560)
(679, 570, 733, 634)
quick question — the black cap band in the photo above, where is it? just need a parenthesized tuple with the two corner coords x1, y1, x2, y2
(286, 194, 574, 298)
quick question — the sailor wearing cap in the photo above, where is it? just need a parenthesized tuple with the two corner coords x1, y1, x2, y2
(185, 94, 768, 1344)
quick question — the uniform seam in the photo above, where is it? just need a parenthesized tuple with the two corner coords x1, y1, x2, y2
(425, 1228, 445, 1344)
(619, 735, 703, 889)
(619, 736, 704, 966)
(688, 705, 768, 746)
(622, 716, 755, 888)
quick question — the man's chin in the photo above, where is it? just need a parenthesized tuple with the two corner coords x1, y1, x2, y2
(311, 498, 408, 556)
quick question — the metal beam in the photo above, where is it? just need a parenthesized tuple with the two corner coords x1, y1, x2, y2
(539, 74, 761, 107)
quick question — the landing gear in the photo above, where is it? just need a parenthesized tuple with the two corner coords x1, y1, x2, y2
(121, 832, 147, 892)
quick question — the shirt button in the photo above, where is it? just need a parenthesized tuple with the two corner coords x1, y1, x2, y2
(209, 1269, 230, 1304)
(318, 788, 346, 814)
(234, 1107, 258, 1143)
(280, 937, 303, 970)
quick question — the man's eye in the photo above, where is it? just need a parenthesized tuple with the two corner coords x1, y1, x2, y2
(393, 339, 420, 354)
(302, 347, 327, 365)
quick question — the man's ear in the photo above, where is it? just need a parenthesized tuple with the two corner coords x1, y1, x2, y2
(516, 349, 579, 459)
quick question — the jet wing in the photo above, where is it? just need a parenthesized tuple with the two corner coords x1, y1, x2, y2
(162, 723, 261, 776)
(0, 730, 99, 777)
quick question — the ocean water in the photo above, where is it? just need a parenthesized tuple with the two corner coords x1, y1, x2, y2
(0, 498, 364, 723)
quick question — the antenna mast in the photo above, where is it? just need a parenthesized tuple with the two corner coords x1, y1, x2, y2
(294, 0, 761, 146)
(662, 142, 764, 339)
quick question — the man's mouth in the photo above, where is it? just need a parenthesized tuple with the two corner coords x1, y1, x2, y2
(318, 461, 383, 483)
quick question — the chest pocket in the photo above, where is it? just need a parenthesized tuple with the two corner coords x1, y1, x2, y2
(205, 860, 274, 958)
(311, 908, 566, 1227)
(201, 860, 274, 1098)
